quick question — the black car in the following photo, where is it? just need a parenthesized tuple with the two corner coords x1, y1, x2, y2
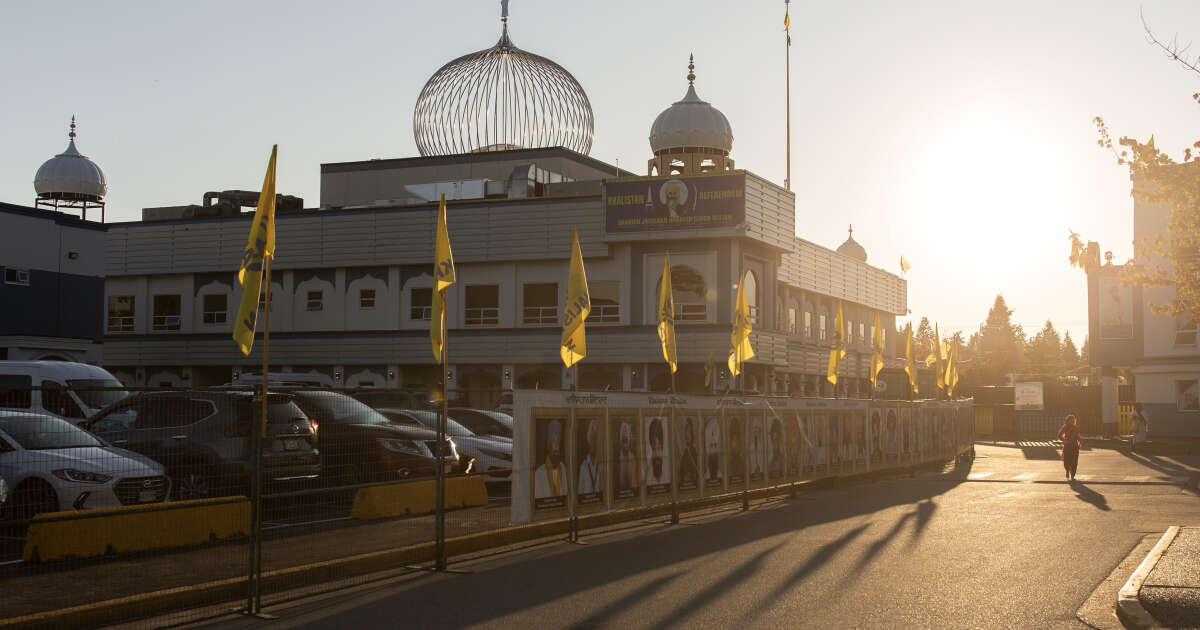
(288, 391, 468, 486)
(447, 408, 514, 438)
(86, 390, 320, 499)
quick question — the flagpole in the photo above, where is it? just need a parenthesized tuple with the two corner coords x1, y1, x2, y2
(435, 297, 447, 571)
(784, 0, 791, 192)
(248, 256, 270, 614)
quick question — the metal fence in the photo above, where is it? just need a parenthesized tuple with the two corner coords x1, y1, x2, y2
(0, 385, 971, 627)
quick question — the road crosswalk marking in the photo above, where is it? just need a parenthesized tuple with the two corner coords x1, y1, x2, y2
(1014, 473, 1038, 481)
(1123, 475, 1152, 482)
(967, 472, 995, 480)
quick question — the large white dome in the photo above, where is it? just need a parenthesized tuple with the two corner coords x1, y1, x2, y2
(34, 118, 107, 202)
(649, 58, 733, 155)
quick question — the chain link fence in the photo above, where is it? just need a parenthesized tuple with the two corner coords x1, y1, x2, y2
(0, 383, 969, 627)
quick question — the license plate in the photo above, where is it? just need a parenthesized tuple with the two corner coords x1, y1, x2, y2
(283, 439, 302, 451)
(138, 490, 157, 502)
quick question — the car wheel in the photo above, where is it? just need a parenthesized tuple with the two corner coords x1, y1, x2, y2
(11, 480, 58, 523)
(172, 471, 212, 501)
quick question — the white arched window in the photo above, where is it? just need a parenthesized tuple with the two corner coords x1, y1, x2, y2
(742, 270, 758, 323)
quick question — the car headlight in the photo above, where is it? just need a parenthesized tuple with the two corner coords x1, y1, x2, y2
(52, 469, 112, 484)
(376, 438, 431, 457)
(477, 446, 511, 461)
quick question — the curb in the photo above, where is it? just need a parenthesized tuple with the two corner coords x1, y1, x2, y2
(1117, 526, 1179, 629)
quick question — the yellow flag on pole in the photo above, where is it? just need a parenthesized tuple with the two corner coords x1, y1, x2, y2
(934, 323, 945, 392)
(704, 347, 715, 388)
(657, 254, 677, 374)
(233, 145, 277, 356)
(945, 337, 959, 397)
(561, 226, 590, 368)
(904, 323, 918, 395)
(900, 256, 911, 274)
(728, 272, 755, 377)
(431, 195, 455, 362)
(827, 301, 846, 384)
(870, 312, 884, 389)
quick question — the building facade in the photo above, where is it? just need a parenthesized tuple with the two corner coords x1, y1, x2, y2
(0, 202, 106, 363)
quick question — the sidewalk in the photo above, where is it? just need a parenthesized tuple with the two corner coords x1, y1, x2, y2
(1081, 436, 1200, 456)
(1138, 527, 1200, 628)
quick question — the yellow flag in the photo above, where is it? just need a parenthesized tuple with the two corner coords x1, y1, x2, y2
(431, 195, 456, 362)
(904, 323, 918, 395)
(945, 337, 959, 397)
(870, 312, 884, 388)
(561, 226, 590, 368)
(728, 272, 755, 377)
(704, 347, 715, 388)
(934, 323, 945, 392)
(784, 11, 789, 30)
(900, 256, 911, 273)
(657, 254, 677, 374)
(233, 145, 277, 357)
(827, 301, 845, 384)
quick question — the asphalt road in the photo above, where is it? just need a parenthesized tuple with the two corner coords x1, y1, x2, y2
(171, 442, 1200, 630)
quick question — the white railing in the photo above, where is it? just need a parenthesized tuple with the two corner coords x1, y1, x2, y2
(523, 306, 557, 325)
(464, 307, 499, 326)
(151, 315, 181, 331)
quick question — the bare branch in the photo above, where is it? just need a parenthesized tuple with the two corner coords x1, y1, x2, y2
(1141, 7, 1200, 76)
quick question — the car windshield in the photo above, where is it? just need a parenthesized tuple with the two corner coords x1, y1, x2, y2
(234, 396, 309, 424)
(385, 410, 473, 437)
(449, 409, 513, 437)
(294, 392, 391, 425)
(0, 415, 103, 450)
(68, 379, 130, 409)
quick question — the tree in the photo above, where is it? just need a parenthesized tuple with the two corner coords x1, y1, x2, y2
(1061, 331, 1080, 370)
(1025, 320, 1064, 378)
(974, 295, 1023, 385)
(914, 317, 935, 358)
(1089, 15, 1200, 323)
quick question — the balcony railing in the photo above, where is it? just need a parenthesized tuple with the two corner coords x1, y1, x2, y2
(591, 303, 620, 323)
(523, 306, 557, 325)
(676, 302, 707, 322)
(151, 315, 181, 331)
(411, 306, 432, 321)
(107, 316, 135, 333)
(464, 307, 499, 326)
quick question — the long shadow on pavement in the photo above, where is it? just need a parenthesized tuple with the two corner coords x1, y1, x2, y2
(306, 462, 971, 628)
(1119, 450, 1197, 477)
(651, 540, 788, 630)
(1068, 480, 1110, 511)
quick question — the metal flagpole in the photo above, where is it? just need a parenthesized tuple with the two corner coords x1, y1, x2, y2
(785, 0, 791, 192)
(247, 257, 270, 615)
(571, 364, 579, 542)
(435, 293, 447, 571)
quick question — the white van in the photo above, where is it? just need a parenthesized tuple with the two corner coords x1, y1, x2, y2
(0, 361, 129, 424)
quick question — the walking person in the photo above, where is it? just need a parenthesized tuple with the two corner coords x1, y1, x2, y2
(1058, 414, 1082, 481)
(1130, 403, 1150, 452)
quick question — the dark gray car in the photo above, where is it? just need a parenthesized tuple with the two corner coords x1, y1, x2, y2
(86, 391, 319, 500)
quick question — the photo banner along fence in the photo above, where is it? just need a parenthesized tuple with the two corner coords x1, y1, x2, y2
(511, 391, 975, 525)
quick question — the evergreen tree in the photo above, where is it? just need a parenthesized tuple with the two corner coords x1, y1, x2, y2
(1061, 332, 1080, 369)
(976, 295, 1022, 385)
(914, 317, 935, 357)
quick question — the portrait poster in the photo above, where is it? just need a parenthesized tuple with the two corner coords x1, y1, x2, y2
(886, 407, 899, 460)
(574, 413, 606, 514)
(1098, 276, 1134, 340)
(852, 412, 866, 465)
(531, 410, 571, 517)
(901, 407, 912, 459)
(644, 414, 673, 500)
(785, 413, 803, 480)
(702, 414, 723, 492)
(869, 408, 884, 463)
(608, 411, 641, 509)
(767, 414, 786, 481)
(748, 413, 766, 485)
(726, 412, 747, 488)
(604, 172, 746, 233)
(675, 412, 702, 499)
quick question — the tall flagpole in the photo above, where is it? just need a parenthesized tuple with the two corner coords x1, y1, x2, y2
(784, 0, 791, 192)
(248, 257, 269, 614)
(436, 296, 447, 571)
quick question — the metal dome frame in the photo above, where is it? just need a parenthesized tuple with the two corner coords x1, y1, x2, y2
(413, 19, 594, 157)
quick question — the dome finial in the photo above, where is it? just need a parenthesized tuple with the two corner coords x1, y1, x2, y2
(687, 53, 695, 85)
(69, 115, 77, 140)
(848, 223, 853, 237)
(498, 0, 512, 47)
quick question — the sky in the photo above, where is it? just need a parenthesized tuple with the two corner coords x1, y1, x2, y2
(3, 0, 1199, 343)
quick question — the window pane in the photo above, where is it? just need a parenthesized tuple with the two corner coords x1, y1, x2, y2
(0, 375, 32, 408)
(591, 281, 620, 322)
(523, 283, 557, 324)
(202, 294, 227, 324)
(152, 295, 181, 331)
(465, 285, 499, 326)
(411, 287, 432, 320)
(108, 295, 136, 332)
(360, 288, 376, 310)
(306, 290, 323, 311)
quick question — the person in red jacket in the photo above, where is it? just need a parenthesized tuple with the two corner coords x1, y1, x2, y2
(1058, 414, 1082, 481)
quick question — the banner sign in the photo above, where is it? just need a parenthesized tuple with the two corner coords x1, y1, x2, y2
(604, 173, 746, 233)
(1014, 382, 1044, 411)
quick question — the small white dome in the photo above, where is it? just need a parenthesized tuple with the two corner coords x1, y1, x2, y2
(648, 58, 733, 154)
(34, 117, 107, 202)
(836, 225, 868, 263)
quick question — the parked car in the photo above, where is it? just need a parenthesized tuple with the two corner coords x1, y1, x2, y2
(85, 391, 319, 500)
(447, 408, 514, 438)
(377, 408, 512, 483)
(0, 411, 168, 520)
(288, 391, 467, 486)
(0, 361, 129, 425)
